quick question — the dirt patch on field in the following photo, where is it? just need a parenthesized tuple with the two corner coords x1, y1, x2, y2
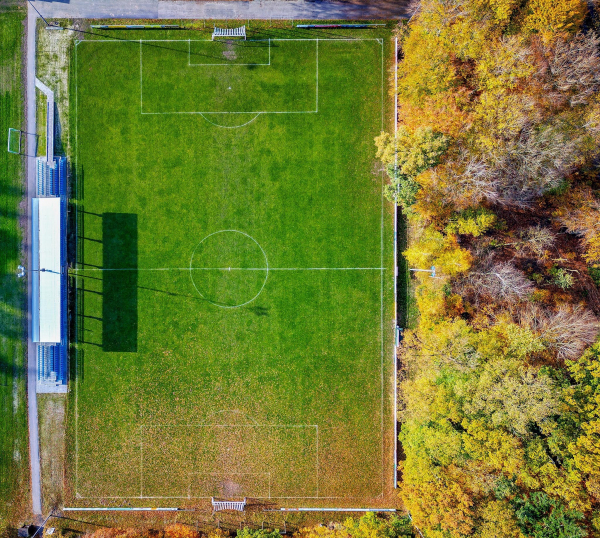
(38, 394, 67, 511)
(221, 42, 237, 61)
(36, 22, 77, 157)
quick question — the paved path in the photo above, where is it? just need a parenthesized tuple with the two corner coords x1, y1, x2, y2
(26, 2, 43, 519)
(31, 0, 411, 20)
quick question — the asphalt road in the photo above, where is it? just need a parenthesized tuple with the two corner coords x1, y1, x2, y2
(31, 0, 412, 20)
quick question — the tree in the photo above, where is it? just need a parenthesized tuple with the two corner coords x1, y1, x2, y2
(460, 361, 560, 436)
(462, 418, 525, 475)
(446, 208, 497, 237)
(165, 526, 201, 538)
(237, 530, 282, 538)
(512, 492, 586, 538)
(564, 344, 600, 500)
(400, 470, 477, 538)
(554, 186, 600, 264)
(464, 261, 534, 302)
(375, 127, 449, 213)
(522, 0, 587, 42)
(540, 33, 600, 107)
(475, 35, 536, 92)
(520, 306, 600, 361)
(476, 500, 524, 538)
(294, 514, 414, 538)
(343, 513, 414, 538)
(524, 225, 555, 257)
(392, 0, 600, 534)
(404, 227, 473, 277)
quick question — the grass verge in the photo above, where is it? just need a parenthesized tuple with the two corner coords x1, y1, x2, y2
(0, 4, 29, 526)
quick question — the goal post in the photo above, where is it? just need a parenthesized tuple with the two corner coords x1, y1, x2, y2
(212, 25, 246, 41)
(7, 128, 22, 154)
(211, 497, 247, 512)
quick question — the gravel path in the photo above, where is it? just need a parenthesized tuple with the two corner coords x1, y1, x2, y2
(26, 2, 43, 519)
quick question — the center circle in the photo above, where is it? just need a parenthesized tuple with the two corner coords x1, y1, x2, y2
(190, 230, 268, 308)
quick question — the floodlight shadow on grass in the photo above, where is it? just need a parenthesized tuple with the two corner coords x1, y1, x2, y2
(0, 355, 25, 387)
(102, 213, 138, 352)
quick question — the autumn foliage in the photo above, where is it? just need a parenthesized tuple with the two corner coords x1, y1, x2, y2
(382, 0, 600, 536)
(81, 515, 413, 538)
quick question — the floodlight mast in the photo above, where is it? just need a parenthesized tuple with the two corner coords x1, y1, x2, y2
(17, 265, 62, 278)
(26, 0, 58, 28)
(409, 265, 439, 278)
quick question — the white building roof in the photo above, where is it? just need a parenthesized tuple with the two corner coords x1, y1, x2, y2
(35, 198, 62, 344)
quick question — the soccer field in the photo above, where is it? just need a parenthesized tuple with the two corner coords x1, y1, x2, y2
(69, 27, 395, 505)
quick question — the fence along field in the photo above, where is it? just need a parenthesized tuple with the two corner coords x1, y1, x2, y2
(70, 30, 394, 505)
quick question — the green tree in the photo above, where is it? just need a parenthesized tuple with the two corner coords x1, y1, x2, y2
(344, 513, 413, 538)
(512, 492, 585, 538)
(375, 127, 449, 213)
(237, 530, 283, 538)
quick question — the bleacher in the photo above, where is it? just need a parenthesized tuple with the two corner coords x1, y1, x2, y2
(36, 156, 67, 197)
(37, 343, 68, 387)
(35, 156, 68, 393)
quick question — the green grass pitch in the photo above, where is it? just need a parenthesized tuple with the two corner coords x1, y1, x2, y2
(69, 27, 395, 505)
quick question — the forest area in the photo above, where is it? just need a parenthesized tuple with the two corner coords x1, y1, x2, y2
(376, 0, 600, 536)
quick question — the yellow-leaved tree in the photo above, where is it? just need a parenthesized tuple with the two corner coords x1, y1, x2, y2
(522, 0, 587, 41)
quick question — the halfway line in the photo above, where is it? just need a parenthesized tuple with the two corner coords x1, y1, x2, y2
(71, 267, 385, 272)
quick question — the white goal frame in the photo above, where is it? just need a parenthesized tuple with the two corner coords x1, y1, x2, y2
(212, 25, 246, 41)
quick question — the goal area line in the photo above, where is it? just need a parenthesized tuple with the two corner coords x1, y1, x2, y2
(188, 38, 272, 67)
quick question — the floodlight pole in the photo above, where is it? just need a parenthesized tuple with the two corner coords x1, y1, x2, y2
(409, 265, 438, 278)
(17, 265, 62, 278)
(30, 511, 54, 538)
(26, 0, 57, 28)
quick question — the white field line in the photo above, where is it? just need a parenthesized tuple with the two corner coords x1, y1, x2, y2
(73, 38, 389, 501)
(140, 423, 318, 427)
(137, 424, 318, 499)
(188, 38, 271, 66)
(72, 267, 385, 271)
(199, 112, 261, 129)
(139, 40, 143, 113)
(316, 425, 319, 498)
(186, 472, 272, 500)
(142, 111, 315, 115)
(78, 39, 383, 43)
(139, 38, 320, 115)
(73, 495, 352, 500)
(140, 425, 144, 498)
(316, 39, 319, 112)
(393, 35, 399, 491)
(379, 37, 385, 498)
(74, 40, 80, 497)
